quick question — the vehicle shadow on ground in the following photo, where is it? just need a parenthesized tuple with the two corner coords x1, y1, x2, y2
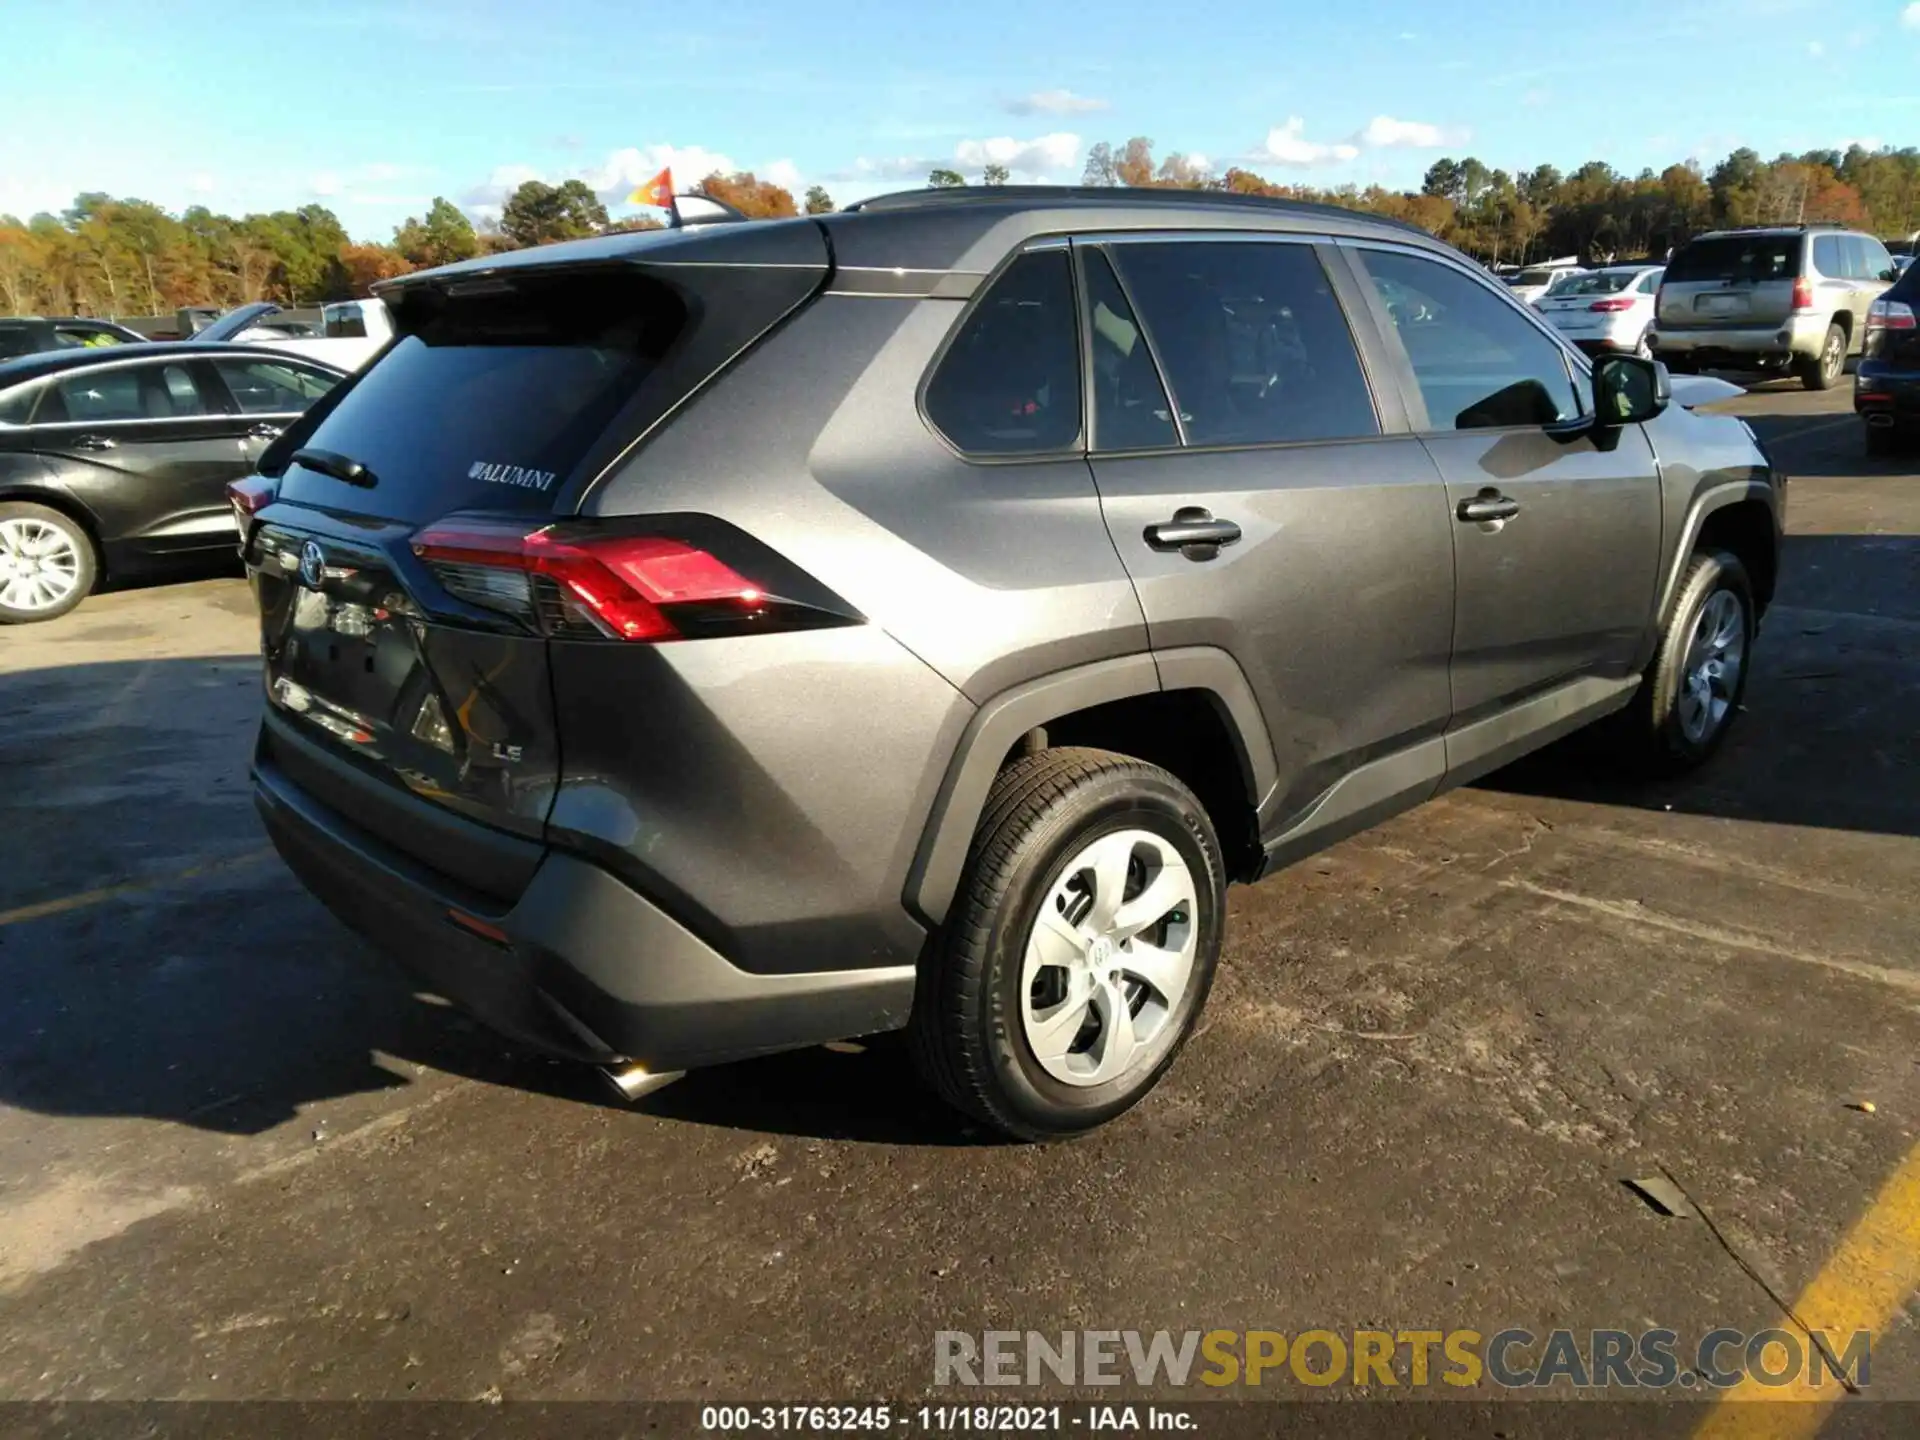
(0, 644, 973, 1146)
(1478, 529, 1920, 840)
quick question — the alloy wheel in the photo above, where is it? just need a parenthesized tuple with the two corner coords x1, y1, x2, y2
(0, 517, 83, 614)
(1676, 588, 1747, 744)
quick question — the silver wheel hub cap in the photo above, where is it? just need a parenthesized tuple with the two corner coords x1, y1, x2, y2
(1020, 828, 1198, 1088)
(0, 518, 82, 613)
(1677, 588, 1746, 744)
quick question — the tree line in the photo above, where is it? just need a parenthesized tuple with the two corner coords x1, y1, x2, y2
(0, 170, 824, 317)
(1071, 138, 1920, 266)
(6, 142, 1917, 318)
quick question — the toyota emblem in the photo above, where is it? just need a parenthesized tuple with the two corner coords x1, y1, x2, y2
(299, 540, 326, 589)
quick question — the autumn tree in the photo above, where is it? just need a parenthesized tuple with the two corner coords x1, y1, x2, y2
(695, 171, 798, 219)
(338, 242, 411, 295)
(394, 197, 478, 269)
(804, 184, 835, 214)
(499, 179, 608, 248)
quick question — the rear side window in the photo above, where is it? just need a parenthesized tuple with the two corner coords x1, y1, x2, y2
(1110, 240, 1378, 446)
(1083, 248, 1176, 451)
(1667, 236, 1799, 284)
(285, 268, 686, 522)
(215, 357, 338, 414)
(1860, 236, 1895, 281)
(1814, 235, 1846, 276)
(1357, 248, 1579, 431)
(925, 250, 1082, 455)
(0, 382, 35, 425)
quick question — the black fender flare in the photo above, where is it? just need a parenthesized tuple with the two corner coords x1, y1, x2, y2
(903, 647, 1276, 927)
(1654, 479, 1778, 630)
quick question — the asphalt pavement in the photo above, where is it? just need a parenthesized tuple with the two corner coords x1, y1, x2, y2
(1, 381, 1915, 1422)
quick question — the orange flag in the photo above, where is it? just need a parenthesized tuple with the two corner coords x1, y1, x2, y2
(628, 166, 673, 208)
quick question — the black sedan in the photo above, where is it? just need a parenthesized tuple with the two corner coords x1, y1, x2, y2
(0, 342, 345, 622)
(0, 316, 150, 360)
(1858, 264, 1920, 457)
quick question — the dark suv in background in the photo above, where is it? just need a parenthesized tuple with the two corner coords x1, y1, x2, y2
(236, 188, 1781, 1139)
(1652, 224, 1898, 389)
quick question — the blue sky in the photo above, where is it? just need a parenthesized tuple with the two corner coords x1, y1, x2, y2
(3, 0, 1916, 240)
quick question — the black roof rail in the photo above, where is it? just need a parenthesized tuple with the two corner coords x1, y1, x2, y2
(1703, 221, 1851, 235)
(845, 184, 1433, 237)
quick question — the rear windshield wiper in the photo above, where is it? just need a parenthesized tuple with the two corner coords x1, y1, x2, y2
(291, 447, 378, 489)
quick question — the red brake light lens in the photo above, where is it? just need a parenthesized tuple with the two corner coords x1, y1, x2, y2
(1589, 297, 1634, 312)
(1792, 277, 1815, 311)
(228, 474, 276, 521)
(412, 521, 782, 642)
(1866, 299, 1916, 333)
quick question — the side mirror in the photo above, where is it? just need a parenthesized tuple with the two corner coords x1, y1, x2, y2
(1592, 352, 1669, 426)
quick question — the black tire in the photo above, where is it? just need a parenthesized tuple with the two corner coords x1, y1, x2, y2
(1602, 549, 1754, 776)
(910, 747, 1225, 1141)
(0, 501, 97, 624)
(1796, 324, 1846, 391)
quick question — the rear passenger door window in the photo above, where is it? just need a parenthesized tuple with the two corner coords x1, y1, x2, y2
(39, 361, 214, 424)
(924, 249, 1082, 455)
(1106, 240, 1379, 446)
(1814, 235, 1846, 277)
(1353, 248, 1579, 431)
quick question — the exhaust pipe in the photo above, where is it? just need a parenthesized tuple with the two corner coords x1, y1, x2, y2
(1867, 412, 1895, 429)
(600, 1062, 686, 1103)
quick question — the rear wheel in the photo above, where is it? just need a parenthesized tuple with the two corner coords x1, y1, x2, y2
(1797, 323, 1846, 391)
(1632, 330, 1654, 359)
(1601, 549, 1754, 776)
(910, 747, 1224, 1141)
(0, 502, 96, 624)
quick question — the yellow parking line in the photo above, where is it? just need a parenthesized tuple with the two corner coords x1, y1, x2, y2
(0, 848, 276, 928)
(1694, 1141, 1920, 1438)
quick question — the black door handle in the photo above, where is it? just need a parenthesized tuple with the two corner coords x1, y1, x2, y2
(72, 433, 116, 452)
(1145, 507, 1242, 558)
(1457, 492, 1520, 524)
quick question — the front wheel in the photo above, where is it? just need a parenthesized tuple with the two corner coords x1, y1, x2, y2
(910, 747, 1225, 1141)
(0, 502, 97, 624)
(1601, 550, 1754, 776)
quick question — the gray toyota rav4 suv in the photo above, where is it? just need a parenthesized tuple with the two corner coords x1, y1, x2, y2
(236, 187, 1782, 1139)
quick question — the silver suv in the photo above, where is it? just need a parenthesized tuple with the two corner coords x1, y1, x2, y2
(237, 187, 1783, 1139)
(1652, 224, 1899, 390)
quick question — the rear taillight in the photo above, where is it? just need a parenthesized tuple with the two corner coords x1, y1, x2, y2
(1866, 299, 1916, 334)
(1791, 276, 1815, 312)
(227, 475, 276, 540)
(411, 520, 853, 643)
(1589, 297, 1634, 312)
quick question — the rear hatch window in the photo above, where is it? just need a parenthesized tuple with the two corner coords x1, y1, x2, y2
(273, 268, 685, 524)
(1666, 237, 1798, 284)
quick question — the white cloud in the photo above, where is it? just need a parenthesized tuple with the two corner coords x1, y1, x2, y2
(1005, 88, 1108, 116)
(1807, 39, 1826, 56)
(460, 163, 544, 215)
(827, 155, 935, 183)
(1258, 118, 1360, 168)
(764, 158, 803, 192)
(1903, 2, 1920, 29)
(1397, 30, 1417, 40)
(188, 173, 217, 195)
(954, 132, 1082, 176)
(1521, 89, 1552, 107)
(1357, 115, 1457, 148)
(461, 145, 811, 219)
(310, 171, 342, 197)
